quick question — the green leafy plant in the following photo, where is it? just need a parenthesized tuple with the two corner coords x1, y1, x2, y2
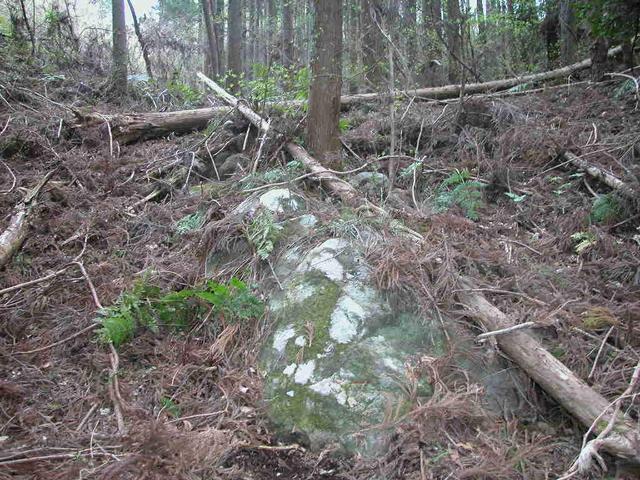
(97, 278, 263, 347)
(166, 80, 202, 106)
(505, 192, 527, 203)
(571, 231, 597, 255)
(176, 211, 206, 234)
(435, 169, 485, 220)
(590, 194, 622, 224)
(338, 118, 351, 133)
(246, 210, 283, 260)
(160, 397, 181, 418)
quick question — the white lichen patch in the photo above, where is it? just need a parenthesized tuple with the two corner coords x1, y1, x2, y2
(297, 239, 351, 282)
(329, 295, 366, 344)
(286, 390, 295, 397)
(283, 363, 297, 376)
(294, 360, 316, 384)
(273, 325, 296, 353)
(294, 335, 307, 347)
(310, 377, 348, 406)
(286, 282, 317, 303)
(259, 188, 300, 213)
(298, 214, 318, 228)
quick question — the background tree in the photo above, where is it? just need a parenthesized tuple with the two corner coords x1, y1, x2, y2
(201, 0, 219, 78)
(111, 0, 128, 94)
(445, 0, 462, 83)
(227, 0, 243, 91)
(307, 0, 342, 168)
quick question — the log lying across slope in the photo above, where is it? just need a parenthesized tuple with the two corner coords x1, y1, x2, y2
(73, 45, 623, 144)
(457, 277, 640, 466)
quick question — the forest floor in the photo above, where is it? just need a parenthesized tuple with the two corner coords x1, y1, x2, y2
(1, 65, 639, 480)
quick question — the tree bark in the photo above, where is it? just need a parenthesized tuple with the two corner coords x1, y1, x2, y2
(445, 0, 462, 83)
(227, 0, 243, 91)
(282, 0, 295, 69)
(307, 0, 343, 168)
(126, 0, 153, 80)
(457, 277, 640, 465)
(215, 0, 225, 75)
(72, 107, 229, 144)
(562, 151, 637, 199)
(559, 0, 576, 65)
(362, 0, 386, 89)
(266, 0, 276, 65)
(201, 0, 220, 78)
(475, 0, 485, 37)
(111, 0, 128, 95)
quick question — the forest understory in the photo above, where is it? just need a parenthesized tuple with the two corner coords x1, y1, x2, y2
(1, 60, 640, 480)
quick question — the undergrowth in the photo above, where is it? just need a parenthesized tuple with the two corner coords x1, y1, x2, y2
(435, 169, 485, 220)
(97, 278, 263, 347)
(590, 193, 622, 224)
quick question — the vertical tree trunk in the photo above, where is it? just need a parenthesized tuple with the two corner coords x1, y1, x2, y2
(591, 37, 609, 82)
(228, 0, 243, 91)
(111, 0, 128, 95)
(18, 0, 36, 54)
(127, 0, 153, 80)
(559, 0, 576, 64)
(201, 0, 219, 78)
(307, 0, 343, 168)
(401, 0, 417, 81)
(362, 0, 386, 89)
(475, 0, 484, 37)
(266, 0, 276, 65)
(282, 0, 295, 68)
(216, 0, 225, 75)
(446, 0, 462, 83)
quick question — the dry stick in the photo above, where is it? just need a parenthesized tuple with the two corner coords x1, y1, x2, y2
(0, 160, 17, 195)
(74, 261, 127, 436)
(588, 325, 616, 380)
(0, 169, 56, 268)
(0, 116, 11, 136)
(15, 324, 99, 355)
(457, 276, 640, 466)
(476, 321, 536, 341)
(607, 72, 640, 109)
(561, 151, 636, 198)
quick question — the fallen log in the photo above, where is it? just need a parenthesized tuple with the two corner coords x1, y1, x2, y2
(562, 151, 637, 198)
(0, 170, 56, 268)
(456, 276, 640, 465)
(198, 73, 366, 209)
(74, 46, 624, 145)
(72, 106, 230, 144)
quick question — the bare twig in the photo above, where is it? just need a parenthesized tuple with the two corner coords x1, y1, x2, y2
(0, 160, 17, 195)
(476, 321, 536, 340)
(588, 325, 616, 379)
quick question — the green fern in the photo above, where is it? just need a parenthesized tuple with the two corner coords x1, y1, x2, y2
(97, 278, 263, 348)
(176, 211, 206, 234)
(590, 194, 621, 224)
(435, 170, 485, 220)
(246, 210, 283, 259)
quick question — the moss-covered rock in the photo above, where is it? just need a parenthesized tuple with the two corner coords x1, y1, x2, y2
(260, 238, 445, 456)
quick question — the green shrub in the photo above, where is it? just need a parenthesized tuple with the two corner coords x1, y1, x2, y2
(590, 194, 621, 224)
(97, 278, 263, 347)
(435, 169, 485, 220)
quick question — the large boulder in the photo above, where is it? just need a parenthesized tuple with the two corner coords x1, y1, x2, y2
(205, 188, 522, 457)
(261, 237, 445, 456)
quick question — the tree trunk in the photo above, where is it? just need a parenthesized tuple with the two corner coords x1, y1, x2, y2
(215, 0, 225, 75)
(201, 0, 220, 78)
(446, 0, 462, 83)
(126, 0, 153, 80)
(362, 0, 386, 89)
(282, 0, 295, 69)
(266, 0, 276, 65)
(111, 0, 128, 95)
(227, 0, 243, 91)
(307, 0, 343, 168)
(559, 0, 576, 64)
(475, 0, 485, 37)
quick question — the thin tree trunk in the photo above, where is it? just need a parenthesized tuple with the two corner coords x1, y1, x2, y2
(227, 0, 243, 91)
(127, 0, 153, 80)
(307, 0, 343, 168)
(559, 0, 576, 64)
(476, 0, 485, 37)
(266, 0, 276, 65)
(362, 0, 386, 89)
(446, 0, 462, 83)
(18, 0, 36, 54)
(201, 0, 220, 78)
(282, 0, 295, 69)
(215, 0, 225, 75)
(111, 0, 128, 95)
